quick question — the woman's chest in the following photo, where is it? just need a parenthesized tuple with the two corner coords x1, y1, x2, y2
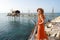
(38, 16, 42, 23)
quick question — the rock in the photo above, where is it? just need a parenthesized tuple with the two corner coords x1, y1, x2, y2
(51, 16, 60, 22)
(45, 21, 60, 39)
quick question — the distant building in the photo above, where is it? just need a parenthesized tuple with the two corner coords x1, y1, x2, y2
(7, 10, 20, 16)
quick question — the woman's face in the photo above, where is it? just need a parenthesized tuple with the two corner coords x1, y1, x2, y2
(37, 10, 42, 15)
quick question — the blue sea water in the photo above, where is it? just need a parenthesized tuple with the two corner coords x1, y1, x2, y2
(0, 13, 60, 40)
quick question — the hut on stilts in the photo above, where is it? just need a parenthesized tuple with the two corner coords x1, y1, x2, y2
(7, 10, 20, 21)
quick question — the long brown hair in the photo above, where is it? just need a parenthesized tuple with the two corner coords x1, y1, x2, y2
(37, 8, 45, 19)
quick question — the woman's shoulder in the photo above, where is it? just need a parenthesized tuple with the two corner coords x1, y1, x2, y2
(42, 14, 45, 19)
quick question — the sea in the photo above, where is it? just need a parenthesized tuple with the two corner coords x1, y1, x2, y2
(0, 13, 60, 40)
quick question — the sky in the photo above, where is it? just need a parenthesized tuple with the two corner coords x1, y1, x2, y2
(0, 0, 60, 13)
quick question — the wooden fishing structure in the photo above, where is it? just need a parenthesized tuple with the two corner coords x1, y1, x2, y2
(7, 10, 20, 21)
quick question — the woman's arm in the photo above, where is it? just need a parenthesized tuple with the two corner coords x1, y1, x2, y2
(39, 15, 44, 24)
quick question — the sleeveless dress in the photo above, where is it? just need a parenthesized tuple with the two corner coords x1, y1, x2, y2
(37, 15, 48, 40)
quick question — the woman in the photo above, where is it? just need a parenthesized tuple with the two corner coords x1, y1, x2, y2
(37, 8, 48, 40)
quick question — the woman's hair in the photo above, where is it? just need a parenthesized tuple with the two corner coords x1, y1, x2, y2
(37, 8, 45, 19)
(37, 8, 44, 13)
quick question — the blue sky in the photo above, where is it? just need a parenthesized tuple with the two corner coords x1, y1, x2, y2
(0, 0, 60, 13)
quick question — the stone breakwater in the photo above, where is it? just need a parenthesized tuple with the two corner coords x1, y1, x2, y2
(45, 16, 60, 40)
(51, 16, 60, 22)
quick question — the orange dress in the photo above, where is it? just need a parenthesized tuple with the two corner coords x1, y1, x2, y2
(37, 15, 48, 40)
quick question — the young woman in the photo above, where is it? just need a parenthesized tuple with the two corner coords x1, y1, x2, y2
(37, 8, 48, 40)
